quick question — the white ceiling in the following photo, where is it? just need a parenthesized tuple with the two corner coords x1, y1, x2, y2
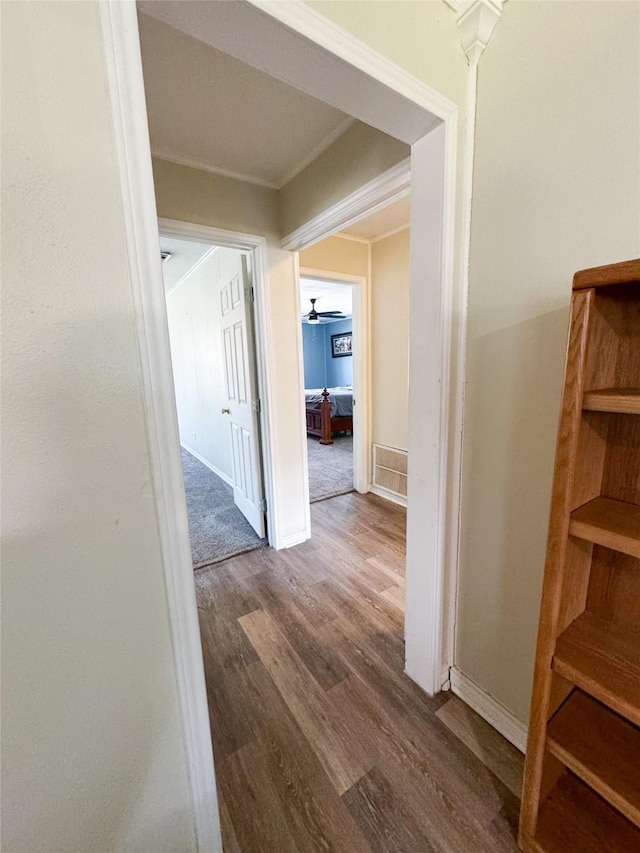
(340, 196, 411, 242)
(138, 11, 354, 189)
(300, 279, 352, 324)
(159, 236, 214, 294)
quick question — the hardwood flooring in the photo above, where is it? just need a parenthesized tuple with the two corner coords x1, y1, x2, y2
(195, 492, 523, 852)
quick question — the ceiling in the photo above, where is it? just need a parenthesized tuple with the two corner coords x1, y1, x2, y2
(340, 196, 411, 242)
(138, 11, 354, 189)
(159, 236, 214, 294)
(300, 279, 352, 324)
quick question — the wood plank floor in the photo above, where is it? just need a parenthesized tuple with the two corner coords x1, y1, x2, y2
(195, 492, 523, 852)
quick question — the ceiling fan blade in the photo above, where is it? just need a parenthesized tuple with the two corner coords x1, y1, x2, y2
(317, 311, 344, 316)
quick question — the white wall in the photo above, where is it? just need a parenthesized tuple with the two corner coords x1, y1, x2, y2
(166, 248, 242, 481)
(457, 0, 640, 724)
(152, 157, 309, 547)
(1, 2, 196, 849)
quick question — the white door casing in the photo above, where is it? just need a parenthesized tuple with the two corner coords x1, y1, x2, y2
(218, 255, 266, 537)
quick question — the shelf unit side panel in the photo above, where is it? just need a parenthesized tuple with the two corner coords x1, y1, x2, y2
(520, 289, 595, 843)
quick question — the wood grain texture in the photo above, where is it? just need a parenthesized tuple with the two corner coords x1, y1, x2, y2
(553, 611, 640, 726)
(582, 388, 640, 415)
(197, 492, 521, 852)
(533, 772, 640, 852)
(569, 496, 640, 558)
(572, 258, 640, 290)
(546, 690, 640, 826)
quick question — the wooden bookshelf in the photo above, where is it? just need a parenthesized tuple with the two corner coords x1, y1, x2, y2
(519, 259, 640, 852)
(569, 496, 640, 558)
(583, 388, 640, 415)
(553, 612, 640, 725)
(546, 691, 640, 826)
(533, 773, 640, 853)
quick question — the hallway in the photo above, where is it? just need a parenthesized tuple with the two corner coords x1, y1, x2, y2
(195, 493, 523, 851)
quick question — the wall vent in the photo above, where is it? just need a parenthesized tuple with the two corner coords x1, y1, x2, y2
(372, 444, 408, 501)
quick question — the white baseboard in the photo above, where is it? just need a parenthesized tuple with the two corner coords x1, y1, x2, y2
(449, 667, 528, 753)
(181, 443, 233, 487)
(368, 483, 408, 508)
(279, 530, 310, 550)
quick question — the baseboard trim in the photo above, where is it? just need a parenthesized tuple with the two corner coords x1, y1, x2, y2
(181, 443, 233, 487)
(280, 530, 310, 550)
(449, 667, 528, 753)
(369, 483, 408, 508)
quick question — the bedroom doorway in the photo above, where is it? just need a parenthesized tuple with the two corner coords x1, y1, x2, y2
(160, 229, 269, 568)
(300, 277, 356, 502)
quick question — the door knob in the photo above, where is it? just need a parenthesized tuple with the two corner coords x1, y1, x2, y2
(221, 407, 230, 415)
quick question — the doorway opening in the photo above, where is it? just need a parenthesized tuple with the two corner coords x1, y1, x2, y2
(300, 277, 355, 502)
(160, 231, 268, 567)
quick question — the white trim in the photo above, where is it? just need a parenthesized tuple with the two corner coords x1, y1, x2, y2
(247, 1, 457, 123)
(299, 267, 370, 494)
(369, 484, 407, 508)
(151, 147, 279, 190)
(181, 444, 233, 488)
(158, 217, 285, 551)
(281, 159, 411, 251)
(450, 668, 528, 754)
(334, 232, 371, 246)
(100, 3, 221, 851)
(277, 116, 356, 188)
(280, 530, 310, 550)
(444, 65, 478, 685)
(369, 223, 411, 245)
(164, 246, 218, 297)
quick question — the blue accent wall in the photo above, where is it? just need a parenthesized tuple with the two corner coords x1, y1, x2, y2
(325, 319, 353, 387)
(302, 323, 326, 388)
(302, 319, 353, 389)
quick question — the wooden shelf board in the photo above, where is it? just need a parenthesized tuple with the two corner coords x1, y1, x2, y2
(569, 496, 640, 558)
(583, 388, 640, 415)
(532, 772, 640, 852)
(573, 259, 640, 290)
(547, 691, 640, 827)
(553, 612, 640, 726)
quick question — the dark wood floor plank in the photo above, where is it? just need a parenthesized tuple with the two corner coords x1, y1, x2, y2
(195, 492, 521, 852)
(238, 607, 373, 795)
(436, 695, 524, 798)
(342, 766, 437, 853)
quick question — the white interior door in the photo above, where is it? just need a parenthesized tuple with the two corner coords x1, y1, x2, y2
(219, 255, 266, 537)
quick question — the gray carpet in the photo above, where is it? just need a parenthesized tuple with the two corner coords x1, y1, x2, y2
(181, 448, 267, 570)
(307, 435, 354, 502)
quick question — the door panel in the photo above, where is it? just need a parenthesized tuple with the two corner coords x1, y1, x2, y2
(219, 256, 265, 537)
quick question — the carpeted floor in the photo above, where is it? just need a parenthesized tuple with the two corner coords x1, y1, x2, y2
(307, 434, 354, 502)
(181, 448, 267, 570)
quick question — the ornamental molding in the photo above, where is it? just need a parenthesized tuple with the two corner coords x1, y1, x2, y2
(443, 0, 505, 66)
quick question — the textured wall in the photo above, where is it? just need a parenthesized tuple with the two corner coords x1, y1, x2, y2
(1, 3, 196, 849)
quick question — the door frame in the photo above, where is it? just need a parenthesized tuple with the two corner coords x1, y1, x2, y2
(159, 218, 276, 545)
(299, 268, 369, 495)
(101, 1, 466, 849)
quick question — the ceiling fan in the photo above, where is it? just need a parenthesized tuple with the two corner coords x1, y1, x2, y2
(303, 298, 346, 325)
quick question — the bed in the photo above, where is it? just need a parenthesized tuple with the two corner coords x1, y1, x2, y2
(304, 387, 353, 445)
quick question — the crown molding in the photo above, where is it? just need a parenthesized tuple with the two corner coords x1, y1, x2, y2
(277, 116, 356, 189)
(444, 0, 504, 66)
(151, 147, 280, 190)
(281, 158, 410, 251)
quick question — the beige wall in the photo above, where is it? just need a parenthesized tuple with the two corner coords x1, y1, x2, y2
(371, 229, 410, 451)
(153, 158, 309, 546)
(300, 235, 368, 279)
(457, 0, 640, 724)
(279, 122, 409, 236)
(1, 3, 196, 850)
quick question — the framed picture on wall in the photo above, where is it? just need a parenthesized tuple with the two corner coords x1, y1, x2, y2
(331, 331, 352, 358)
